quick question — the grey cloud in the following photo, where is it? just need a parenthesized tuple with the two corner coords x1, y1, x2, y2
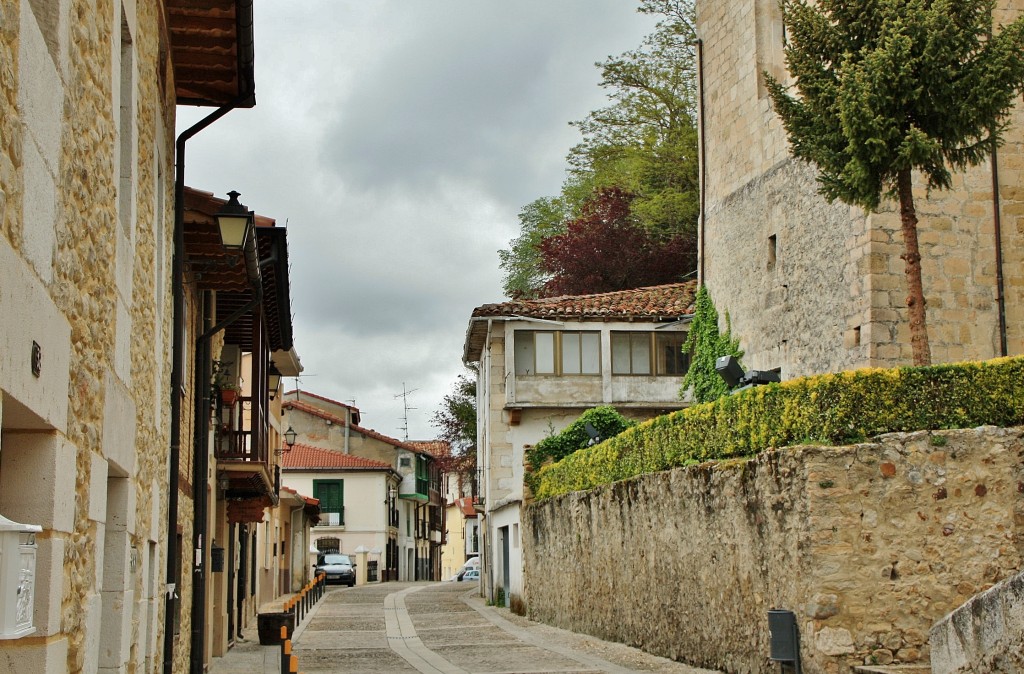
(177, 0, 658, 439)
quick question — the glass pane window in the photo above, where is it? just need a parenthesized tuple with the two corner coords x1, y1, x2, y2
(611, 333, 632, 374)
(534, 332, 555, 374)
(581, 333, 601, 374)
(514, 330, 600, 375)
(611, 332, 651, 375)
(562, 333, 581, 374)
(656, 333, 689, 375)
(611, 332, 688, 376)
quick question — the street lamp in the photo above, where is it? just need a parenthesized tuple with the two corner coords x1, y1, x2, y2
(267, 364, 281, 400)
(215, 190, 253, 250)
(276, 425, 298, 457)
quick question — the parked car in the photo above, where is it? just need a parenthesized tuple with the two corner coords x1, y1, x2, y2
(314, 552, 356, 586)
(461, 568, 480, 581)
(451, 555, 480, 581)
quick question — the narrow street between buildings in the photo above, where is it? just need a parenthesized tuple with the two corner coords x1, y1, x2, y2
(209, 582, 721, 674)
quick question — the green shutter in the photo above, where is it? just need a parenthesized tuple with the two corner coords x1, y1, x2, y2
(313, 480, 344, 523)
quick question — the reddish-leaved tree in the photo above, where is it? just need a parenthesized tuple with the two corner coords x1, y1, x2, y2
(538, 187, 696, 297)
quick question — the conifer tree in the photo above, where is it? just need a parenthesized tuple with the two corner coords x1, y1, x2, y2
(766, 0, 1024, 365)
(680, 286, 743, 403)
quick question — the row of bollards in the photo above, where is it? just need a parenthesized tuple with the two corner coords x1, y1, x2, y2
(278, 573, 327, 673)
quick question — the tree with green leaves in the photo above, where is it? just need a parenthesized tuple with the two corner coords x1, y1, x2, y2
(766, 0, 1024, 365)
(431, 370, 478, 473)
(499, 0, 699, 299)
(680, 285, 743, 404)
(498, 197, 568, 299)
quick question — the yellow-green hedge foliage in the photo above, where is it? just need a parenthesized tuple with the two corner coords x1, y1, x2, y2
(532, 357, 1024, 499)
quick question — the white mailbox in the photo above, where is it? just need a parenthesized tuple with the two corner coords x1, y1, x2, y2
(0, 514, 42, 640)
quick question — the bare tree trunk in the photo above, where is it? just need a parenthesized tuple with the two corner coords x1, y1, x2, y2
(896, 168, 932, 366)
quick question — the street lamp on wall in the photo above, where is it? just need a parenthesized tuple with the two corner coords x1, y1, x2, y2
(267, 364, 281, 399)
(215, 190, 254, 250)
(276, 425, 298, 457)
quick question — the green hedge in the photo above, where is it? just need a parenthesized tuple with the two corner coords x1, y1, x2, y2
(525, 406, 635, 470)
(531, 357, 1024, 500)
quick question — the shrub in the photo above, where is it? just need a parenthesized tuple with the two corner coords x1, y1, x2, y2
(525, 406, 635, 472)
(533, 357, 1024, 499)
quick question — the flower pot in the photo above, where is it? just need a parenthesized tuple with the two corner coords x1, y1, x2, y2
(220, 389, 238, 405)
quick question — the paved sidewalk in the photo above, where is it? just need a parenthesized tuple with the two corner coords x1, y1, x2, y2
(209, 582, 721, 674)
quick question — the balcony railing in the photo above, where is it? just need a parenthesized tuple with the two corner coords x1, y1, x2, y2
(216, 396, 268, 464)
(316, 508, 345, 527)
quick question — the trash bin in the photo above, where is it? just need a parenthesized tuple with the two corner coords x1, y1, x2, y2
(257, 611, 295, 645)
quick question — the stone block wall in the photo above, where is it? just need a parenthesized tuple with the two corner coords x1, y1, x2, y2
(0, 0, 177, 672)
(524, 426, 1024, 673)
(697, 0, 1024, 375)
(930, 569, 1024, 673)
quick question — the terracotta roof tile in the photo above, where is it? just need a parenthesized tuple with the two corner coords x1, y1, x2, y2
(471, 281, 697, 321)
(464, 282, 697, 363)
(457, 497, 478, 517)
(407, 440, 450, 458)
(283, 399, 425, 453)
(281, 444, 394, 471)
(283, 390, 360, 413)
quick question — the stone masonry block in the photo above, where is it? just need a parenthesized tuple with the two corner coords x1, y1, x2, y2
(0, 635, 69, 674)
(98, 588, 134, 668)
(21, 137, 56, 284)
(0, 237, 72, 433)
(0, 432, 76, 532)
(80, 592, 102, 674)
(33, 536, 65, 637)
(101, 371, 137, 478)
(88, 451, 108, 523)
(18, 0, 64, 171)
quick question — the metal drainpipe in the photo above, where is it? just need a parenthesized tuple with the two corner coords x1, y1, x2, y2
(697, 38, 706, 286)
(165, 100, 241, 674)
(991, 143, 1008, 357)
(190, 242, 269, 674)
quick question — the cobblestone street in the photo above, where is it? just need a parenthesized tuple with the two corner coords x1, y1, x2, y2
(210, 582, 721, 674)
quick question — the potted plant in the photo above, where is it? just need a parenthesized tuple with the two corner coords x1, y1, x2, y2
(219, 383, 240, 406)
(212, 360, 239, 405)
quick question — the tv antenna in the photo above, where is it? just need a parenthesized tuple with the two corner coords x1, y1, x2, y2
(394, 382, 419, 441)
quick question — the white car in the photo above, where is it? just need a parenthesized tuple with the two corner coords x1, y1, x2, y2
(462, 568, 480, 581)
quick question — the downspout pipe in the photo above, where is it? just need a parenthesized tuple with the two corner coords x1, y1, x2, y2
(991, 144, 1008, 357)
(190, 242, 273, 674)
(696, 38, 706, 286)
(165, 101, 240, 674)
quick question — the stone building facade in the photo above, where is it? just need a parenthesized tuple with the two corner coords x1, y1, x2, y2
(0, 1, 175, 671)
(696, 0, 1024, 377)
(1, 2, 261, 672)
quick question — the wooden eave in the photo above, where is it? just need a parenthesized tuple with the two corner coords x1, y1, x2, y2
(167, 0, 256, 107)
(182, 187, 294, 353)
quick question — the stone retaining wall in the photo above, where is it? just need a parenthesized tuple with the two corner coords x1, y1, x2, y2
(524, 426, 1024, 674)
(930, 569, 1024, 674)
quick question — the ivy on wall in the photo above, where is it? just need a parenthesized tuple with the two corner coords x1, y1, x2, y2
(680, 285, 743, 403)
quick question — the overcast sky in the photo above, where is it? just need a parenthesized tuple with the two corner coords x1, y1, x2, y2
(177, 1, 659, 441)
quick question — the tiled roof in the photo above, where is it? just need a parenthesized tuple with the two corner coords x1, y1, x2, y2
(283, 400, 424, 453)
(407, 441, 450, 458)
(281, 444, 394, 471)
(464, 281, 698, 363)
(281, 486, 319, 507)
(457, 497, 478, 517)
(283, 390, 361, 414)
(470, 282, 697, 320)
